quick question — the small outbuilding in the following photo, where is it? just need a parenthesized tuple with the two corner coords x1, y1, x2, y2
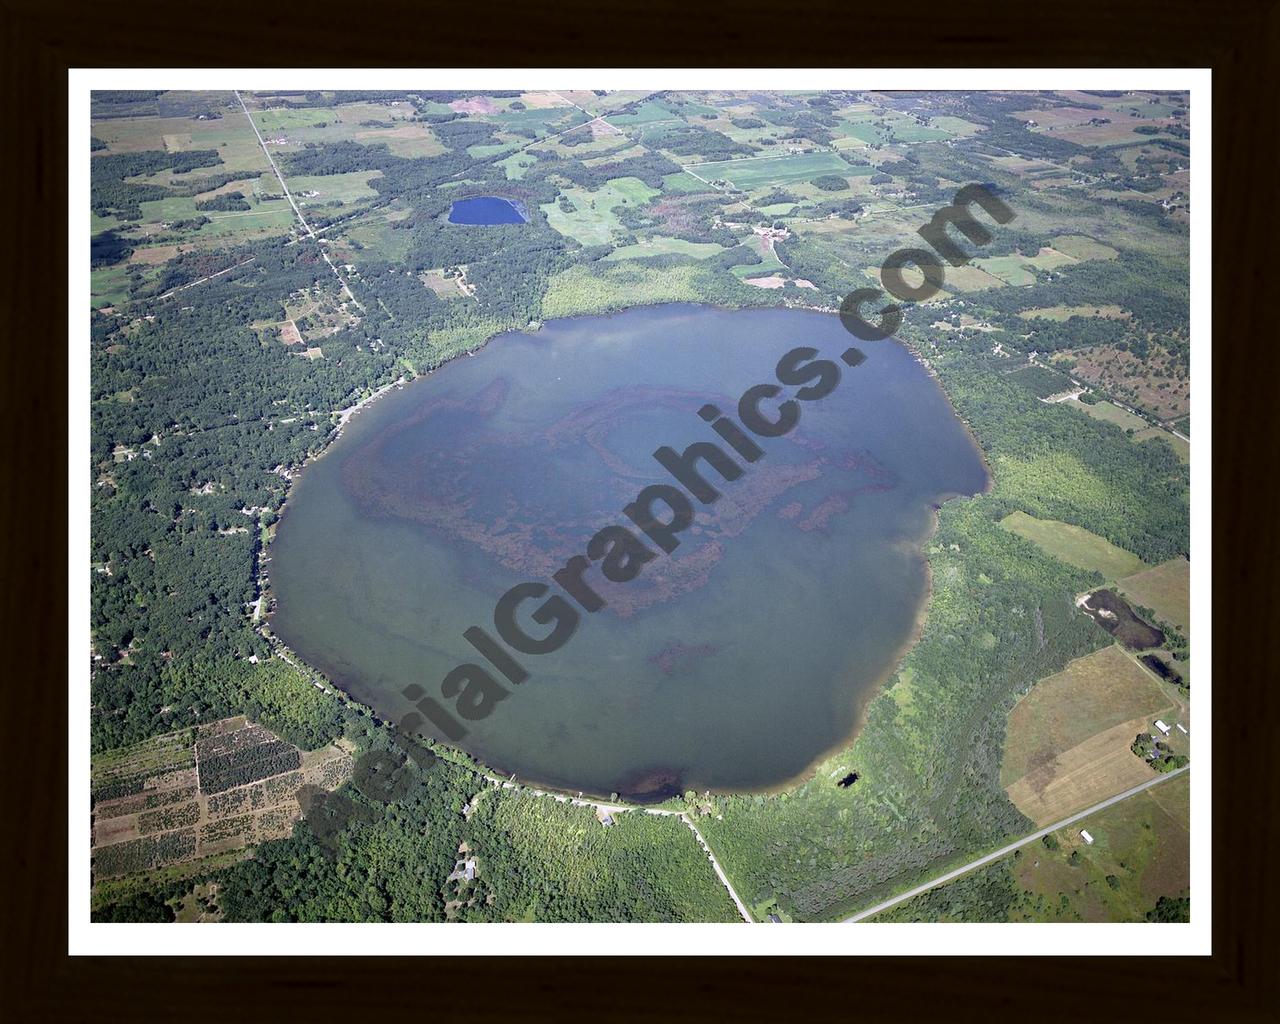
(1080, 830, 1095, 845)
(1153, 720, 1171, 736)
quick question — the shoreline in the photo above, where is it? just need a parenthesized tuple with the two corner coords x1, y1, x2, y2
(260, 299, 992, 804)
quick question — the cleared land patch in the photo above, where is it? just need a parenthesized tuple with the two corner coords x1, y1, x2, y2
(1134, 426, 1190, 463)
(602, 237, 725, 262)
(1049, 235, 1119, 261)
(1020, 304, 1129, 322)
(541, 176, 659, 247)
(1118, 557, 1190, 633)
(1006, 717, 1160, 825)
(1011, 772, 1189, 919)
(288, 171, 383, 207)
(1001, 645, 1174, 824)
(91, 717, 352, 881)
(936, 263, 1007, 292)
(1001, 510, 1147, 579)
(1023, 247, 1077, 271)
(974, 255, 1037, 287)
(686, 152, 866, 190)
(1067, 398, 1149, 433)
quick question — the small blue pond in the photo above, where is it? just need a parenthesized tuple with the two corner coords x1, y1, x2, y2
(447, 196, 528, 225)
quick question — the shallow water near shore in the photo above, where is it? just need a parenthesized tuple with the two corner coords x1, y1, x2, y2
(270, 304, 988, 798)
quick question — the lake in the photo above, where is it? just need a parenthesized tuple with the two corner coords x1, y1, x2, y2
(269, 305, 989, 798)
(447, 196, 528, 225)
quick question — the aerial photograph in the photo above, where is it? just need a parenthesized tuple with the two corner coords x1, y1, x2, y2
(86, 85, 1194, 927)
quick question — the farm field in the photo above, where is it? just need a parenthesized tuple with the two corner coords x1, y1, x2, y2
(1001, 645, 1176, 824)
(876, 773, 1189, 922)
(1010, 772, 1190, 920)
(684, 151, 868, 190)
(91, 718, 352, 883)
(1000, 510, 1147, 580)
(1118, 557, 1191, 633)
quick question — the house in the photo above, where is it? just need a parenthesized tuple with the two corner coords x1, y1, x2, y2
(767, 914, 782, 923)
(463, 858, 477, 881)
(600, 814, 614, 828)
(1080, 830, 1094, 845)
(1153, 720, 1171, 736)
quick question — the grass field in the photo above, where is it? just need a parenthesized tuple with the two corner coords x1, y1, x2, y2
(352, 122, 445, 158)
(684, 151, 866, 190)
(1020, 304, 1129, 322)
(252, 107, 336, 133)
(937, 263, 1007, 292)
(1049, 235, 1119, 261)
(876, 772, 1189, 922)
(603, 237, 725, 262)
(1134, 426, 1190, 463)
(1011, 772, 1189, 919)
(1001, 510, 1147, 579)
(288, 170, 383, 206)
(607, 99, 680, 125)
(838, 111, 951, 145)
(1023, 247, 1078, 271)
(91, 263, 133, 307)
(1069, 398, 1149, 433)
(540, 176, 660, 246)
(1001, 645, 1175, 823)
(928, 115, 985, 136)
(341, 209, 413, 262)
(499, 152, 539, 180)
(975, 255, 1037, 286)
(1118, 557, 1191, 633)
(661, 171, 714, 194)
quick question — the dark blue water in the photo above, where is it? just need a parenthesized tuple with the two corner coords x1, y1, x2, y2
(447, 196, 528, 225)
(270, 305, 988, 798)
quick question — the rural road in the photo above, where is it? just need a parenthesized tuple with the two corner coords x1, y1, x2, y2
(842, 764, 1191, 923)
(233, 90, 364, 311)
(485, 774, 755, 922)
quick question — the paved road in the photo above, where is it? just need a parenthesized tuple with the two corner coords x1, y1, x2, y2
(842, 764, 1191, 923)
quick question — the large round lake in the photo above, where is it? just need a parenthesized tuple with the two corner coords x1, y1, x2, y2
(270, 305, 988, 798)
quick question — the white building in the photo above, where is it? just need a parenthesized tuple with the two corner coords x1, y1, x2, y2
(1176, 723, 1189, 735)
(1080, 830, 1094, 845)
(1154, 720, 1171, 736)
